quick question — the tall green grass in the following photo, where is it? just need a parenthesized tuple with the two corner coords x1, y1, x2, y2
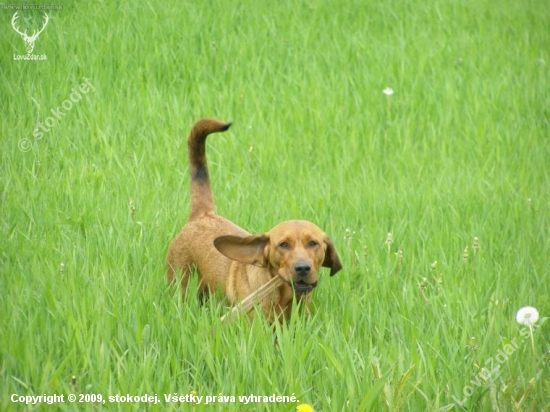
(1, 0, 549, 410)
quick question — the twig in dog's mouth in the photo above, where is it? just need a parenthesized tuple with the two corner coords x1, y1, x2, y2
(220, 277, 318, 322)
(220, 276, 285, 322)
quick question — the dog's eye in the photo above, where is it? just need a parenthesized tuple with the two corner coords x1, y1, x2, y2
(278, 241, 290, 249)
(307, 240, 319, 248)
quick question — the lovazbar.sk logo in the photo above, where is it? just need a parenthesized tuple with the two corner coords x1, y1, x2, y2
(11, 11, 49, 60)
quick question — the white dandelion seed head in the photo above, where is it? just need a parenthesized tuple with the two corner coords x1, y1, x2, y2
(516, 306, 539, 326)
(383, 87, 394, 96)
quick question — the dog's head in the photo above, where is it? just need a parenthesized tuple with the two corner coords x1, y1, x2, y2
(214, 220, 342, 294)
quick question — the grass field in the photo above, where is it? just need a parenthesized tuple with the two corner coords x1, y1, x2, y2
(1, 0, 549, 410)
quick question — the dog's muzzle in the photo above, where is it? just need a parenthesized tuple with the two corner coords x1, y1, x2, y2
(291, 280, 318, 294)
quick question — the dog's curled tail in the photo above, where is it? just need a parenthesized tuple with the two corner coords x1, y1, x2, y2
(187, 118, 232, 220)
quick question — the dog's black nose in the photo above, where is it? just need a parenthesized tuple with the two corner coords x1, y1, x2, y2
(294, 262, 311, 278)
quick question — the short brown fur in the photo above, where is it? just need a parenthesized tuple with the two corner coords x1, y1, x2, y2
(166, 118, 342, 322)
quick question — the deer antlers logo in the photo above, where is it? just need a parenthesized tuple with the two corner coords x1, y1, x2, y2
(11, 12, 49, 54)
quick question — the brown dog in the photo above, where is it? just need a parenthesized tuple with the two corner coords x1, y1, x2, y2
(166, 118, 342, 322)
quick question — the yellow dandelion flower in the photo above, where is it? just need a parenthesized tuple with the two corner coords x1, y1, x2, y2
(297, 404, 314, 412)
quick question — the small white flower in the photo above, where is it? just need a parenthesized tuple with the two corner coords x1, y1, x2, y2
(516, 306, 539, 326)
(383, 87, 394, 96)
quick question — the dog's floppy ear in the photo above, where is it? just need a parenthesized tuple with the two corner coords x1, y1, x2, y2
(323, 236, 343, 276)
(214, 234, 270, 267)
